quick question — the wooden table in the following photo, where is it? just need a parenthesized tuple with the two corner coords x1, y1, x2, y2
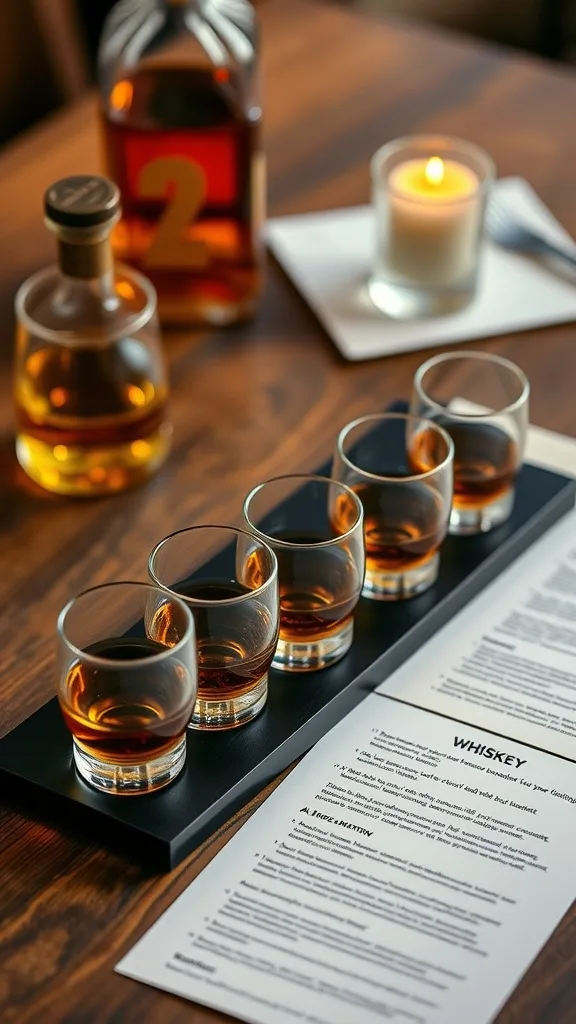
(1, 1, 576, 1020)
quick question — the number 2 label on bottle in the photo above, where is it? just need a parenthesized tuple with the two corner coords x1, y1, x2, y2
(126, 132, 238, 271)
(139, 157, 210, 269)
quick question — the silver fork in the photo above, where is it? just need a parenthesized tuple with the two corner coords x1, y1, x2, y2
(486, 193, 576, 268)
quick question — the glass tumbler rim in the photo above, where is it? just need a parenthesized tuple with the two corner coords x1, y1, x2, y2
(336, 412, 454, 484)
(371, 133, 496, 206)
(413, 350, 530, 419)
(57, 580, 195, 668)
(148, 524, 279, 606)
(243, 473, 364, 550)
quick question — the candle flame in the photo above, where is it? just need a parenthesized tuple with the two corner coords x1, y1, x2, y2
(425, 156, 445, 186)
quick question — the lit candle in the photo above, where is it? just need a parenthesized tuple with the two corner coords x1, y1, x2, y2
(387, 155, 480, 285)
(369, 136, 494, 317)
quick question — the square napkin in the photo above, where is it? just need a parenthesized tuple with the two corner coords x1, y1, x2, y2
(266, 177, 576, 361)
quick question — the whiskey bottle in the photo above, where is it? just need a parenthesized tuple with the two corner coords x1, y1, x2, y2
(98, 0, 264, 326)
(14, 175, 172, 496)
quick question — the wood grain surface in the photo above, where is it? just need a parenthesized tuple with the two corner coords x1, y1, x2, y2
(1, 1, 576, 1020)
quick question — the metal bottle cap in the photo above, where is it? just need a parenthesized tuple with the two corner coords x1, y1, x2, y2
(45, 176, 121, 230)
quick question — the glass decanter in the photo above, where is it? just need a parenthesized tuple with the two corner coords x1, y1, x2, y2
(14, 175, 172, 496)
(98, 0, 264, 326)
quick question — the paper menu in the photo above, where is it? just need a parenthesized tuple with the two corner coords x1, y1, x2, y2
(117, 695, 576, 1024)
(378, 510, 576, 761)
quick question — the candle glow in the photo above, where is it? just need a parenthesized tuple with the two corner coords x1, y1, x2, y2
(425, 156, 445, 186)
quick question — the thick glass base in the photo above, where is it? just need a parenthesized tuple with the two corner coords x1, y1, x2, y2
(188, 673, 268, 731)
(73, 734, 186, 795)
(450, 488, 515, 535)
(273, 619, 354, 672)
(368, 275, 476, 320)
(363, 552, 439, 601)
(16, 424, 171, 497)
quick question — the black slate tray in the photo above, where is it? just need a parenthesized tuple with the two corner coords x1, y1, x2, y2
(1, 417, 574, 870)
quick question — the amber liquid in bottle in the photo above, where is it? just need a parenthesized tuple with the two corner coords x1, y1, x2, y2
(102, 66, 264, 326)
(15, 327, 170, 496)
(14, 175, 171, 497)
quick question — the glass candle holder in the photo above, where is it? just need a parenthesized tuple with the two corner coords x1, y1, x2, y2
(368, 135, 495, 319)
(411, 351, 529, 534)
(149, 526, 279, 730)
(332, 413, 453, 600)
(243, 475, 365, 672)
(57, 582, 197, 795)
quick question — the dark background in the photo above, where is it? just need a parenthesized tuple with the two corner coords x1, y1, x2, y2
(1, 0, 573, 148)
(77, 0, 116, 67)
(74, 0, 572, 68)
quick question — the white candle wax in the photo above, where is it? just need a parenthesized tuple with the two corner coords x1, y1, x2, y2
(383, 156, 481, 286)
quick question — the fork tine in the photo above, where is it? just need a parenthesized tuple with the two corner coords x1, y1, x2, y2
(486, 189, 576, 265)
(487, 195, 509, 226)
(486, 195, 517, 241)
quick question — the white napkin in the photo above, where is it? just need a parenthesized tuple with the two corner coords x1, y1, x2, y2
(267, 177, 576, 361)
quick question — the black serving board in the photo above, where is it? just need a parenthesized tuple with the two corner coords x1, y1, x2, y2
(1, 412, 574, 870)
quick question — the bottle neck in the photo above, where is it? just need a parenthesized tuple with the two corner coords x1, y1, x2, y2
(55, 231, 119, 313)
(57, 237, 113, 280)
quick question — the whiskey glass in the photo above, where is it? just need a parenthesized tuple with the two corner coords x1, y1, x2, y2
(333, 414, 453, 600)
(57, 582, 196, 795)
(411, 351, 529, 534)
(243, 475, 365, 672)
(149, 526, 278, 730)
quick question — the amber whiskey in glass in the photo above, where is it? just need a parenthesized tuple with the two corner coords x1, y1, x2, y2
(57, 583, 197, 795)
(99, 0, 264, 326)
(243, 477, 365, 671)
(149, 526, 279, 730)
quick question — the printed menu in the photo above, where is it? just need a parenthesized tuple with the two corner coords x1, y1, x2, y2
(117, 429, 576, 1024)
(380, 511, 576, 761)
